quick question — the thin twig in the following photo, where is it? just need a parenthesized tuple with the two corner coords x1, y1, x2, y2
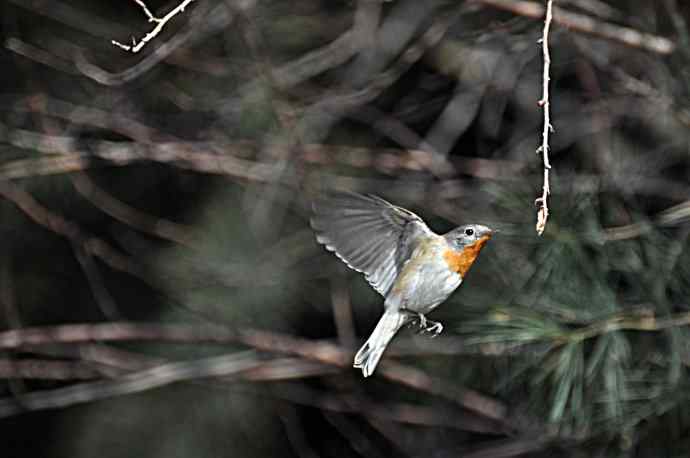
(132, 0, 157, 21)
(112, 0, 197, 53)
(535, 0, 554, 235)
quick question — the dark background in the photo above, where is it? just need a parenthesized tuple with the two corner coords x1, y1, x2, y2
(1, 0, 690, 456)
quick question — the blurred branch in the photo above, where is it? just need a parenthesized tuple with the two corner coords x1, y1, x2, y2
(215, 27, 356, 115)
(70, 173, 198, 247)
(535, 0, 554, 236)
(0, 181, 145, 279)
(297, 8, 460, 142)
(6, 0, 131, 39)
(351, 106, 451, 175)
(604, 199, 690, 241)
(268, 384, 503, 433)
(0, 320, 543, 359)
(603, 221, 652, 242)
(5, 2, 236, 84)
(72, 242, 122, 320)
(664, 0, 690, 54)
(7, 95, 170, 142)
(279, 405, 322, 458)
(562, 0, 622, 21)
(0, 253, 29, 398)
(19, 334, 502, 431)
(111, 0, 197, 53)
(329, 276, 356, 347)
(571, 310, 690, 342)
(476, 0, 675, 54)
(4, 127, 687, 205)
(0, 321, 514, 429)
(325, 411, 385, 458)
(242, 329, 514, 428)
(457, 436, 551, 458)
(4, 38, 81, 75)
(0, 348, 509, 436)
(0, 322, 238, 349)
(25, 343, 165, 373)
(0, 253, 21, 328)
(658, 200, 690, 227)
(0, 129, 523, 182)
(0, 359, 102, 380)
(477, 307, 690, 361)
(0, 350, 263, 418)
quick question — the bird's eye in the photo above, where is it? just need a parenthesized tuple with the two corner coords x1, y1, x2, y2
(465, 228, 474, 236)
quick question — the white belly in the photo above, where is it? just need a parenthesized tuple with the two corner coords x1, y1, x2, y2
(385, 244, 463, 314)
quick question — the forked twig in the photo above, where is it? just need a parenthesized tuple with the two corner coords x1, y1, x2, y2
(112, 0, 196, 53)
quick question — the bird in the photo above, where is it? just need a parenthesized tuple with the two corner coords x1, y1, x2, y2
(310, 191, 493, 377)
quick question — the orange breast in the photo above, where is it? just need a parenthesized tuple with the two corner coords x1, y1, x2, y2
(443, 235, 491, 277)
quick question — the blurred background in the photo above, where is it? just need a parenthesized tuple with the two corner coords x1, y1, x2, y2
(1, 0, 690, 456)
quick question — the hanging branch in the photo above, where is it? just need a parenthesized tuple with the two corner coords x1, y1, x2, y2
(535, 0, 554, 235)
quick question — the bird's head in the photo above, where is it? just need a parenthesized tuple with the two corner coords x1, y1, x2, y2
(444, 224, 494, 250)
(441, 224, 494, 277)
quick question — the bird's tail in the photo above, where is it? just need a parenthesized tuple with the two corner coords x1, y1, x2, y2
(354, 309, 408, 377)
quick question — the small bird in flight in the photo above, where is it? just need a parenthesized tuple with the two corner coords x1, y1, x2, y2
(311, 191, 493, 377)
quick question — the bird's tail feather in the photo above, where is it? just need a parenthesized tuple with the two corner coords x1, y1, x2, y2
(354, 309, 408, 377)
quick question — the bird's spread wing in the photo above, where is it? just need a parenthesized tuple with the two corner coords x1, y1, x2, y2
(311, 192, 433, 297)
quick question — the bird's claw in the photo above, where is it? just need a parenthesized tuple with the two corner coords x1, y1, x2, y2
(423, 321, 443, 337)
(410, 313, 443, 337)
(416, 313, 428, 329)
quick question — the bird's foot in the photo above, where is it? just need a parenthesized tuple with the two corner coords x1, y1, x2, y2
(416, 313, 428, 329)
(412, 313, 443, 337)
(423, 320, 443, 337)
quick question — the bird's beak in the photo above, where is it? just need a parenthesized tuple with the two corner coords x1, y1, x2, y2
(484, 228, 496, 238)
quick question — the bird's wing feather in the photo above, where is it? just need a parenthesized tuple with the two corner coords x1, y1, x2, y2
(311, 192, 433, 297)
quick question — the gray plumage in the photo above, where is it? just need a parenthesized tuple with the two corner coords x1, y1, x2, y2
(311, 192, 432, 297)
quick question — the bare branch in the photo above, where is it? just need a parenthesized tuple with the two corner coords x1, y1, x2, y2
(535, 0, 554, 235)
(112, 0, 197, 53)
(132, 0, 158, 21)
